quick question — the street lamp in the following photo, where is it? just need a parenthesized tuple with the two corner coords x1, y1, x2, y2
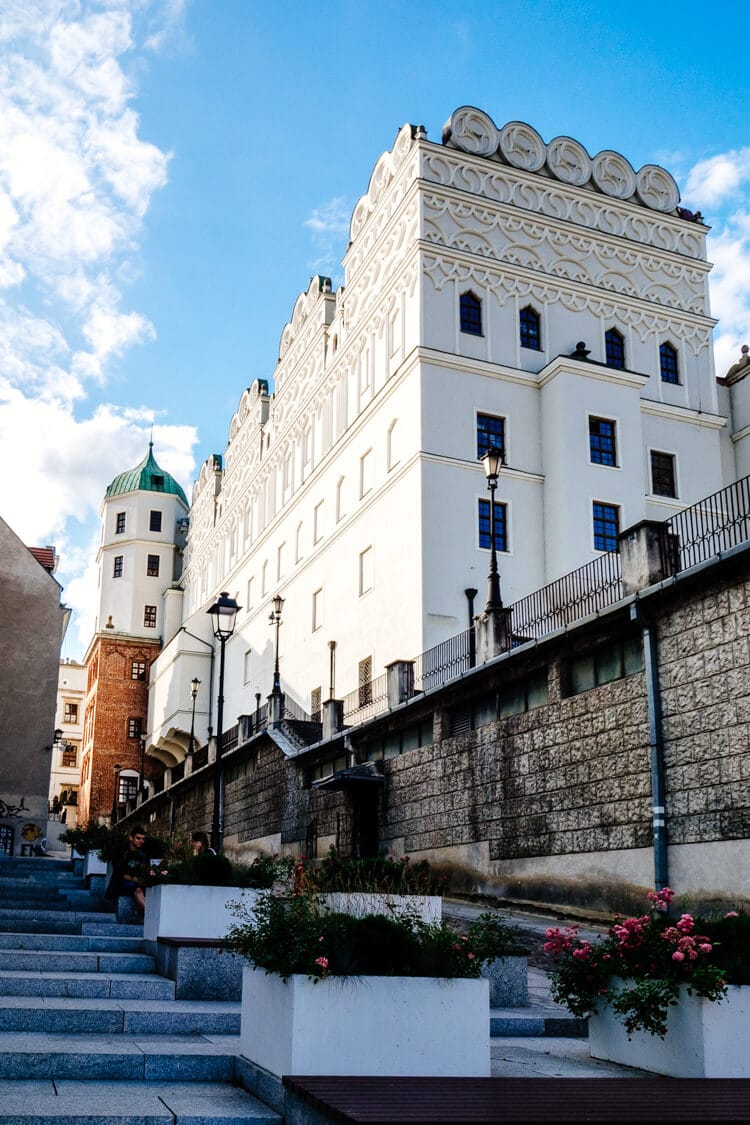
(268, 593, 284, 695)
(111, 763, 122, 823)
(481, 445, 505, 612)
(207, 592, 240, 852)
(188, 677, 201, 755)
(139, 733, 147, 798)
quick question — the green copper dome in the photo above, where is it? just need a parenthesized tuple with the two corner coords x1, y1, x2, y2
(105, 443, 188, 506)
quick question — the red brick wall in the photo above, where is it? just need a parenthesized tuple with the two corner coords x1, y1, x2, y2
(78, 635, 162, 824)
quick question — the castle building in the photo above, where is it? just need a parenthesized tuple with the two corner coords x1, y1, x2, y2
(77, 445, 188, 824)
(138, 106, 744, 781)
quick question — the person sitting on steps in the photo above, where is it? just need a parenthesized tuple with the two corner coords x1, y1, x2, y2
(106, 827, 147, 917)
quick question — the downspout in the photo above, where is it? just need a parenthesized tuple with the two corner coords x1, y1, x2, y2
(632, 604, 669, 889)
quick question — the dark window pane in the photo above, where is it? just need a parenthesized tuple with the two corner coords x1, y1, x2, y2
(519, 306, 541, 350)
(592, 501, 619, 551)
(660, 342, 679, 384)
(651, 451, 677, 497)
(146, 554, 160, 577)
(113, 556, 123, 578)
(116, 512, 126, 534)
(605, 329, 625, 369)
(478, 498, 507, 551)
(459, 291, 482, 335)
(144, 605, 157, 628)
(476, 414, 505, 459)
(149, 510, 162, 532)
(589, 417, 617, 466)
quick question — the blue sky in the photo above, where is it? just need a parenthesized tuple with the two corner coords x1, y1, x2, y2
(1, 0, 749, 658)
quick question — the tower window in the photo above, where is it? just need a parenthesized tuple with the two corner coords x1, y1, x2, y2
(144, 605, 157, 628)
(131, 660, 147, 681)
(152, 474, 165, 490)
(459, 291, 482, 336)
(146, 554, 160, 577)
(115, 512, 126, 534)
(519, 306, 541, 351)
(113, 556, 123, 578)
(149, 510, 162, 532)
(592, 501, 620, 552)
(63, 702, 78, 724)
(605, 328, 625, 369)
(61, 746, 77, 768)
(589, 417, 617, 466)
(127, 717, 143, 739)
(660, 342, 679, 384)
(478, 498, 508, 552)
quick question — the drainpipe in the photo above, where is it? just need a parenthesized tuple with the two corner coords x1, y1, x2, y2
(632, 604, 669, 889)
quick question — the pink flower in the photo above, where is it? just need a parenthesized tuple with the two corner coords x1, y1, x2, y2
(467, 953, 475, 960)
(672, 950, 685, 962)
(314, 956, 329, 970)
(699, 943, 712, 953)
(676, 914, 694, 933)
(726, 911, 739, 918)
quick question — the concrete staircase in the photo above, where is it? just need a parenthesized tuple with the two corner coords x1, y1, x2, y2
(0, 856, 279, 1124)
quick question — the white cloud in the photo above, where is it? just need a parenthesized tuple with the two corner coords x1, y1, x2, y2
(684, 149, 750, 209)
(0, 0, 193, 658)
(304, 196, 350, 281)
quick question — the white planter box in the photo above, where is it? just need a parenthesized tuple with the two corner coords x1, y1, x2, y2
(589, 984, 750, 1077)
(83, 851, 107, 877)
(240, 967, 489, 1077)
(143, 884, 263, 941)
(319, 892, 441, 923)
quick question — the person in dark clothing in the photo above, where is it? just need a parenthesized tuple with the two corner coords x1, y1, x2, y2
(106, 827, 147, 915)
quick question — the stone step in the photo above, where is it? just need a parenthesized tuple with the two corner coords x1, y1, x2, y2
(0, 933, 145, 953)
(0, 951, 155, 974)
(0, 972, 175, 1001)
(82, 922, 143, 938)
(0, 1080, 279, 1124)
(0, 908, 115, 929)
(0, 1033, 240, 1082)
(0, 998, 240, 1036)
(489, 1006, 587, 1037)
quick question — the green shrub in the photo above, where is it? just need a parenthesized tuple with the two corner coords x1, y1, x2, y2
(295, 847, 447, 895)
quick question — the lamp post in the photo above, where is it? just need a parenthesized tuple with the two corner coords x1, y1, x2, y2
(111, 763, 122, 823)
(207, 592, 240, 853)
(481, 445, 505, 612)
(268, 594, 284, 695)
(139, 733, 147, 799)
(188, 677, 200, 755)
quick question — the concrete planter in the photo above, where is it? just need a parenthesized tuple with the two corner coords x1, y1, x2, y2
(143, 884, 264, 941)
(83, 851, 107, 878)
(240, 966, 489, 1077)
(318, 892, 441, 923)
(589, 984, 750, 1077)
(481, 955, 528, 1007)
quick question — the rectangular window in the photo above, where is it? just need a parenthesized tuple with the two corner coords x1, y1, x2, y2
(243, 649, 252, 685)
(144, 605, 157, 628)
(359, 546, 373, 595)
(659, 342, 679, 384)
(592, 501, 620, 552)
(358, 656, 373, 707)
(61, 746, 77, 768)
(567, 636, 644, 695)
(115, 512, 126, 534)
(459, 291, 482, 336)
(360, 449, 373, 498)
(519, 306, 541, 351)
(312, 587, 323, 632)
(261, 561, 268, 595)
(146, 554, 160, 577)
(478, 498, 508, 552)
(476, 413, 505, 460)
(336, 477, 345, 522)
(131, 660, 147, 681)
(589, 417, 617, 466)
(127, 716, 143, 739)
(63, 702, 78, 724)
(149, 510, 162, 532)
(650, 451, 677, 498)
(113, 555, 123, 578)
(277, 542, 286, 580)
(119, 775, 138, 803)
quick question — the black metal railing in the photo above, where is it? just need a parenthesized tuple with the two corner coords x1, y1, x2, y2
(509, 548, 623, 642)
(171, 761, 185, 783)
(343, 672, 388, 726)
(666, 475, 750, 572)
(414, 627, 473, 692)
(283, 695, 314, 723)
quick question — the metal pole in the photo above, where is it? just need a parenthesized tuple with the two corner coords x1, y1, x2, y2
(211, 637, 227, 852)
(139, 736, 146, 797)
(464, 588, 477, 667)
(485, 480, 503, 611)
(328, 640, 336, 698)
(272, 614, 281, 694)
(642, 617, 669, 890)
(188, 691, 197, 755)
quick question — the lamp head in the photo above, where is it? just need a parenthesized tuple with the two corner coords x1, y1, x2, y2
(271, 593, 285, 618)
(191, 677, 201, 699)
(481, 445, 504, 483)
(207, 591, 240, 639)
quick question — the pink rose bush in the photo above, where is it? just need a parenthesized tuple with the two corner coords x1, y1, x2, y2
(544, 888, 734, 1037)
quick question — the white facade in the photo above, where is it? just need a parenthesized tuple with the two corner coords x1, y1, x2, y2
(145, 106, 741, 765)
(47, 659, 85, 841)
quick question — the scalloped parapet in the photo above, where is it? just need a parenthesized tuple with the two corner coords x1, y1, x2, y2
(442, 106, 687, 218)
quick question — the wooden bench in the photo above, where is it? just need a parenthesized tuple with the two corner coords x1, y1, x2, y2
(282, 1076, 750, 1123)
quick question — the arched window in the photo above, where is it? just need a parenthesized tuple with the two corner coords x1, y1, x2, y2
(659, 341, 679, 384)
(519, 305, 541, 351)
(605, 328, 625, 369)
(459, 291, 482, 336)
